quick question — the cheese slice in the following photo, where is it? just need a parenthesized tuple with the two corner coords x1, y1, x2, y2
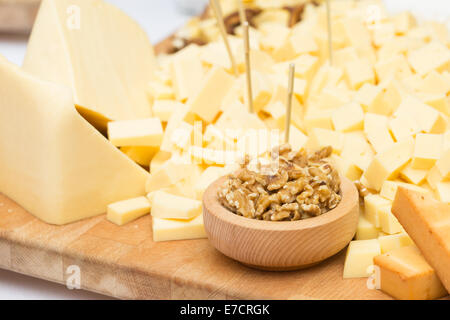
(374, 246, 447, 300)
(107, 196, 150, 226)
(152, 214, 207, 242)
(23, 0, 155, 121)
(0, 55, 148, 225)
(151, 191, 201, 220)
(392, 188, 450, 293)
(108, 118, 163, 147)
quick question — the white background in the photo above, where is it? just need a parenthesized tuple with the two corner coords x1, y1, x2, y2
(0, 0, 448, 300)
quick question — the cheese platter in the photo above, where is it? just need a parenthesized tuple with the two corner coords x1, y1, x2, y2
(0, 0, 449, 300)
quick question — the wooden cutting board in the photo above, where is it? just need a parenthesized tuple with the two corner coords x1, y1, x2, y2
(0, 0, 40, 34)
(0, 193, 394, 300)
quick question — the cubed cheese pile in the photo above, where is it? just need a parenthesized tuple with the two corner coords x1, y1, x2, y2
(106, 0, 449, 247)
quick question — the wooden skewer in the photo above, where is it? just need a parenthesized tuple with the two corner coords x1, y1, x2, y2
(326, 0, 333, 66)
(243, 21, 254, 113)
(238, 0, 247, 24)
(285, 63, 295, 143)
(210, 0, 239, 76)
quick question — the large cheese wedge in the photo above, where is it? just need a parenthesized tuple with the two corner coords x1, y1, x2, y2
(0, 56, 148, 225)
(392, 188, 450, 293)
(23, 0, 155, 121)
(374, 246, 447, 300)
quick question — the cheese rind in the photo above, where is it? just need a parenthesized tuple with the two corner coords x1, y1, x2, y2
(392, 188, 450, 293)
(152, 215, 207, 242)
(107, 196, 150, 226)
(151, 191, 201, 220)
(0, 55, 148, 225)
(374, 246, 447, 300)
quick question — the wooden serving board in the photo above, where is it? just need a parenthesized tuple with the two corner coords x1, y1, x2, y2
(0, 0, 40, 34)
(0, 193, 392, 300)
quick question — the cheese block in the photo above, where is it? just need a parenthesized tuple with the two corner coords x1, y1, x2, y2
(380, 180, 430, 201)
(307, 128, 344, 154)
(152, 100, 184, 122)
(343, 239, 381, 279)
(364, 194, 391, 228)
(407, 42, 450, 75)
(152, 214, 207, 242)
(107, 196, 150, 226)
(378, 205, 403, 235)
(121, 146, 158, 167)
(149, 150, 171, 173)
(378, 233, 414, 254)
(188, 67, 234, 123)
(374, 246, 448, 300)
(344, 58, 375, 90)
(331, 102, 364, 132)
(392, 188, 450, 293)
(356, 214, 379, 240)
(23, 0, 155, 120)
(108, 118, 163, 147)
(329, 155, 362, 181)
(151, 191, 201, 220)
(364, 113, 394, 153)
(363, 138, 414, 191)
(400, 163, 428, 185)
(0, 55, 148, 225)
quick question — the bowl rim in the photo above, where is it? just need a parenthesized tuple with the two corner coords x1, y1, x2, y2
(203, 175, 358, 232)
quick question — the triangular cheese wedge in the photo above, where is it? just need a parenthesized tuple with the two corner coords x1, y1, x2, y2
(23, 0, 155, 121)
(0, 56, 149, 225)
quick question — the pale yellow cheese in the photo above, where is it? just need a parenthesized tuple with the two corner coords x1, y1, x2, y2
(149, 150, 171, 173)
(435, 182, 450, 203)
(107, 196, 150, 226)
(304, 108, 333, 133)
(374, 246, 448, 300)
(379, 180, 430, 201)
(23, 0, 155, 120)
(363, 138, 414, 191)
(152, 214, 207, 242)
(151, 191, 201, 220)
(400, 163, 428, 185)
(389, 115, 421, 142)
(329, 155, 362, 181)
(378, 233, 414, 254)
(411, 133, 443, 169)
(378, 205, 403, 235)
(341, 132, 374, 172)
(170, 45, 204, 102)
(0, 55, 148, 225)
(344, 58, 375, 90)
(152, 100, 184, 122)
(108, 118, 163, 147)
(307, 128, 344, 154)
(364, 194, 391, 228)
(148, 81, 175, 100)
(331, 102, 364, 132)
(364, 113, 394, 153)
(343, 239, 381, 279)
(356, 214, 379, 240)
(188, 67, 234, 123)
(407, 42, 450, 75)
(194, 166, 226, 200)
(244, 71, 272, 113)
(354, 84, 384, 113)
(420, 70, 450, 95)
(287, 125, 308, 151)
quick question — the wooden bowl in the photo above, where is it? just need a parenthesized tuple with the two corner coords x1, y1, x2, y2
(202, 176, 359, 271)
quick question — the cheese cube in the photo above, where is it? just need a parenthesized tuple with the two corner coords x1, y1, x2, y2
(188, 67, 234, 123)
(364, 113, 394, 153)
(307, 128, 344, 154)
(149, 150, 171, 173)
(363, 138, 414, 191)
(145, 160, 199, 193)
(378, 233, 414, 254)
(389, 115, 421, 142)
(419, 93, 450, 117)
(329, 155, 362, 181)
(407, 42, 450, 75)
(374, 54, 412, 83)
(107, 196, 150, 226)
(152, 100, 184, 122)
(364, 194, 391, 228)
(433, 149, 450, 181)
(121, 146, 158, 167)
(378, 205, 403, 235)
(379, 81, 402, 115)
(420, 71, 450, 95)
(435, 182, 450, 203)
(108, 118, 163, 147)
(411, 133, 443, 169)
(151, 191, 201, 220)
(171, 46, 204, 102)
(309, 64, 343, 97)
(400, 163, 428, 185)
(267, 84, 304, 130)
(304, 108, 333, 133)
(343, 239, 381, 279)
(244, 71, 272, 113)
(344, 58, 375, 90)
(160, 105, 190, 152)
(287, 125, 308, 151)
(152, 214, 207, 242)
(356, 214, 380, 240)
(290, 29, 318, 56)
(374, 246, 447, 300)
(379, 180, 430, 201)
(331, 102, 364, 132)
(392, 188, 450, 292)
(393, 11, 416, 34)
(148, 81, 175, 100)
(354, 84, 384, 113)
(291, 54, 319, 83)
(194, 166, 225, 200)
(341, 132, 374, 171)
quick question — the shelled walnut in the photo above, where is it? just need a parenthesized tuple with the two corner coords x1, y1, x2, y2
(218, 144, 342, 221)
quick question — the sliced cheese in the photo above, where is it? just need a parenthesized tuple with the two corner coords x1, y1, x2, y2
(108, 118, 163, 147)
(151, 191, 201, 220)
(152, 214, 207, 242)
(107, 196, 150, 226)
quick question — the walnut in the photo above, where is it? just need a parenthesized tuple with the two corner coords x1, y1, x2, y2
(218, 145, 342, 222)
